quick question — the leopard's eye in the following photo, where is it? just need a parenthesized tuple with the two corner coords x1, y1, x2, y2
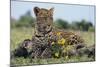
(48, 24, 50, 26)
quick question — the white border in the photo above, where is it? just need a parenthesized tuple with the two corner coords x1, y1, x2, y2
(0, 0, 10, 67)
(24, 0, 96, 5)
(0, 0, 99, 67)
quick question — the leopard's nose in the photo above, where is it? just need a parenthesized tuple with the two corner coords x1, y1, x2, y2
(43, 26, 46, 29)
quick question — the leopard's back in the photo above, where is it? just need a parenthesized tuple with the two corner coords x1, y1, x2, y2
(52, 31, 84, 45)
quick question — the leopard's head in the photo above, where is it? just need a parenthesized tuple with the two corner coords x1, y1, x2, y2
(33, 7, 54, 34)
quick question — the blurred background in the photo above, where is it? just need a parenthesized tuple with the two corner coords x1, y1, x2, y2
(11, 1, 95, 31)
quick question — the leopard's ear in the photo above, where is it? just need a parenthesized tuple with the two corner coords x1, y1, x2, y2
(33, 7, 40, 16)
(49, 7, 54, 16)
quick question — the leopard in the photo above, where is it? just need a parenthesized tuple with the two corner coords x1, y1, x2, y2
(32, 7, 86, 58)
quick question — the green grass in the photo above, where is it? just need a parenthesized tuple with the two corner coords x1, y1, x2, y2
(10, 27, 33, 51)
(11, 56, 94, 66)
(74, 30, 95, 46)
(10, 27, 95, 66)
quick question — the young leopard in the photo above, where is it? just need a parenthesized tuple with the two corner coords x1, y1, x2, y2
(32, 7, 85, 58)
